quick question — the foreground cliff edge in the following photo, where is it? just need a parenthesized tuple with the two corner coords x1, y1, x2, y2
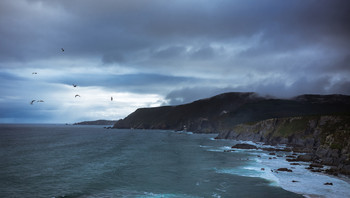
(216, 115, 350, 175)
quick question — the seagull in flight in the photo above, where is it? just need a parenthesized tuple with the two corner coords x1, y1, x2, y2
(73, 84, 77, 87)
(75, 94, 80, 98)
(30, 100, 44, 105)
(32, 72, 37, 74)
(111, 97, 113, 101)
(61, 48, 64, 52)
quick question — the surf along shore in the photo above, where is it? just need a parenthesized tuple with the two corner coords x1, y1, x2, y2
(218, 141, 350, 198)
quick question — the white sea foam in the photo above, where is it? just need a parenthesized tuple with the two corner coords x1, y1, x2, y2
(199, 145, 212, 148)
(205, 146, 232, 152)
(205, 141, 350, 198)
(140, 192, 200, 198)
(227, 148, 350, 197)
(259, 155, 350, 198)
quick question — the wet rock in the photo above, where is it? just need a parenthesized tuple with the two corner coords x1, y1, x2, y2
(309, 163, 324, 168)
(292, 180, 299, 182)
(269, 153, 276, 155)
(296, 154, 313, 162)
(286, 158, 298, 162)
(324, 182, 333, 185)
(286, 155, 296, 158)
(277, 168, 293, 172)
(261, 168, 265, 171)
(290, 163, 300, 165)
(231, 143, 257, 149)
(325, 168, 339, 176)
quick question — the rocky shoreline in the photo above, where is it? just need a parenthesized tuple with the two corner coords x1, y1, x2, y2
(216, 115, 350, 177)
(210, 140, 350, 197)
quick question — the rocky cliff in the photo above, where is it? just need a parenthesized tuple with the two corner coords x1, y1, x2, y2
(113, 92, 350, 133)
(216, 115, 350, 175)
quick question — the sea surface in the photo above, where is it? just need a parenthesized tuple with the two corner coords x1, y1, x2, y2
(0, 124, 349, 198)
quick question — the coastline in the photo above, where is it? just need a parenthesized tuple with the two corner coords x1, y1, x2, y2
(208, 139, 350, 198)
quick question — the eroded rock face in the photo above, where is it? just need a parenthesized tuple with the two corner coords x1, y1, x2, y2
(216, 115, 350, 175)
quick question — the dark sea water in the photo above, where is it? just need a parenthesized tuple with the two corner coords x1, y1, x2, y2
(0, 124, 305, 198)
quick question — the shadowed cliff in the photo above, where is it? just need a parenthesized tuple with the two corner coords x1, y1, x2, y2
(216, 115, 350, 175)
(113, 92, 350, 133)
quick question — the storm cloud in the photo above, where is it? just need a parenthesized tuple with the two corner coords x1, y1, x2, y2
(1, 0, 349, 123)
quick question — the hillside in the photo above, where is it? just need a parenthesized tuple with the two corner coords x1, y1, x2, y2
(113, 92, 350, 133)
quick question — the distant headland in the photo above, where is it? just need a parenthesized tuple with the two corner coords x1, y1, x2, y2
(74, 120, 117, 125)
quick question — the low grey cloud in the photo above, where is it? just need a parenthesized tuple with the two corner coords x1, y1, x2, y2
(1, 0, 349, 122)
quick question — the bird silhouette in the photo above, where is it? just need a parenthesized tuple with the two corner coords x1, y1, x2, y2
(111, 97, 113, 101)
(32, 72, 37, 74)
(37, 100, 44, 102)
(30, 100, 36, 105)
(73, 84, 77, 87)
(75, 94, 80, 98)
(61, 48, 64, 52)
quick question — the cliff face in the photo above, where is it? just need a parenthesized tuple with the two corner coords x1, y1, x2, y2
(113, 92, 350, 133)
(216, 115, 350, 174)
(114, 92, 264, 131)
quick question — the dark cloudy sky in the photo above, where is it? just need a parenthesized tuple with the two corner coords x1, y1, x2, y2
(1, 0, 349, 123)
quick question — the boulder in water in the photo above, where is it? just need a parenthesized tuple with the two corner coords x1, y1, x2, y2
(231, 143, 257, 149)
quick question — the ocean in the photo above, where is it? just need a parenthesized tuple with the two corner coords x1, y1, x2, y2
(1, 124, 349, 198)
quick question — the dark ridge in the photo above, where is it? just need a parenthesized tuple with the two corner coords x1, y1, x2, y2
(74, 120, 117, 125)
(113, 92, 350, 133)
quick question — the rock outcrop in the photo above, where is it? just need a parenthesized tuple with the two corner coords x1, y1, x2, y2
(216, 115, 350, 175)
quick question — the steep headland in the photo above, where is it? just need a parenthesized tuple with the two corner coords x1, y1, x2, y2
(113, 92, 350, 175)
(113, 92, 350, 133)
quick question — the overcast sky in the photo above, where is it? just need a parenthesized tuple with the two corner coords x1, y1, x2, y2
(1, 0, 349, 123)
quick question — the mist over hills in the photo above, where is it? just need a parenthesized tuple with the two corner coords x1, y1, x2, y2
(113, 92, 350, 133)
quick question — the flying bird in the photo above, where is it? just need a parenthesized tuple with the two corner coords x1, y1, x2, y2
(32, 72, 37, 74)
(73, 84, 77, 87)
(75, 94, 80, 98)
(37, 100, 44, 103)
(61, 48, 64, 52)
(30, 100, 36, 105)
(111, 97, 113, 101)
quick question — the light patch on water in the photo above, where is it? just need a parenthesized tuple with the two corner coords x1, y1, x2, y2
(206, 146, 232, 153)
(216, 166, 279, 187)
(199, 145, 212, 148)
(139, 192, 200, 198)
